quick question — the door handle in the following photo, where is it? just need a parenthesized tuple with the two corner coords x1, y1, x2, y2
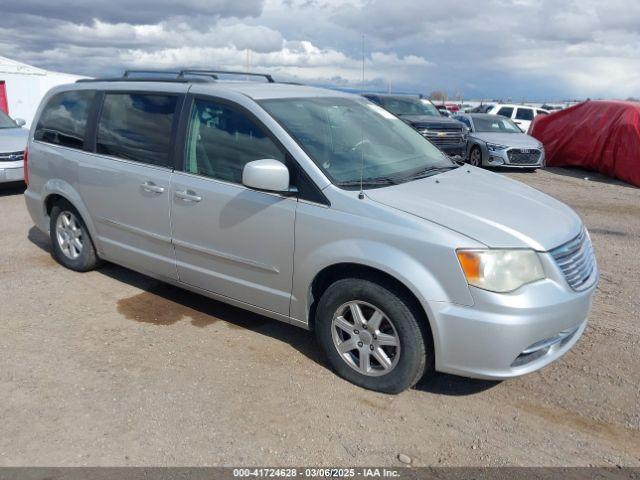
(175, 190, 202, 203)
(141, 181, 165, 194)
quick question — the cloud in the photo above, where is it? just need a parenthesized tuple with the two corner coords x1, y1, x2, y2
(1, 0, 639, 99)
(2, 0, 265, 25)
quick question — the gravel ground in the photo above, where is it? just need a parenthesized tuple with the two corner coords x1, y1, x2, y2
(0, 167, 638, 467)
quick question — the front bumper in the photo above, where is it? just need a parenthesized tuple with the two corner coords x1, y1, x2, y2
(0, 160, 24, 183)
(429, 252, 597, 380)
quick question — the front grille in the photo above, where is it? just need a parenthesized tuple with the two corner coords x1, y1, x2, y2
(0, 151, 24, 162)
(550, 229, 596, 291)
(420, 128, 465, 147)
(507, 149, 541, 165)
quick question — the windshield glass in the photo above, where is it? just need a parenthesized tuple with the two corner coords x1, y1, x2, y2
(260, 97, 453, 187)
(473, 116, 521, 133)
(0, 110, 18, 129)
(379, 97, 440, 117)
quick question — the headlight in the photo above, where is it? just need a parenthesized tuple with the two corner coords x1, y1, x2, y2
(486, 142, 508, 152)
(456, 249, 545, 293)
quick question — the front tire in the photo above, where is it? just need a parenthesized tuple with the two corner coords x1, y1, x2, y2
(50, 200, 99, 272)
(315, 278, 432, 393)
(468, 145, 483, 167)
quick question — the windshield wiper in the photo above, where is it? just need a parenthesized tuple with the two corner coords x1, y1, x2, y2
(336, 177, 399, 188)
(401, 164, 459, 181)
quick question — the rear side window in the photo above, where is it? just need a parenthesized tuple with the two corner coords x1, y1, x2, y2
(496, 106, 514, 118)
(515, 108, 534, 121)
(34, 90, 94, 149)
(184, 98, 284, 184)
(97, 93, 178, 167)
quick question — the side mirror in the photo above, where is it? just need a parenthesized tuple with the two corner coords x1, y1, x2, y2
(14, 118, 26, 127)
(242, 159, 290, 193)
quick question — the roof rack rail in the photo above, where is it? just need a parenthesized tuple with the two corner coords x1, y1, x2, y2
(179, 69, 274, 83)
(76, 68, 276, 85)
(76, 76, 212, 84)
(123, 69, 182, 78)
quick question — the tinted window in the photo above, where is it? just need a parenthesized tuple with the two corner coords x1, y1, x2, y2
(456, 116, 472, 128)
(185, 98, 284, 183)
(515, 108, 534, 121)
(496, 107, 514, 118)
(536, 109, 549, 116)
(34, 90, 94, 149)
(97, 93, 178, 166)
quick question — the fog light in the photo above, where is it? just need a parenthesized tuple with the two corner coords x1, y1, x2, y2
(489, 156, 504, 165)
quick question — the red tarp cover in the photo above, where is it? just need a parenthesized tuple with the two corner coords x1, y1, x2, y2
(529, 100, 640, 187)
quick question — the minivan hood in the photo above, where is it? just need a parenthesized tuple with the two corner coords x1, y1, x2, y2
(472, 132, 541, 148)
(365, 166, 582, 251)
(0, 127, 28, 153)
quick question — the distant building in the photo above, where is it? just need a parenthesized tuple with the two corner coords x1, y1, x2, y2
(0, 57, 86, 128)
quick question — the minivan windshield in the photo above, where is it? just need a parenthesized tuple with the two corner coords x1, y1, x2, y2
(473, 116, 522, 133)
(0, 110, 18, 129)
(260, 97, 455, 187)
(379, 97, 440, 117)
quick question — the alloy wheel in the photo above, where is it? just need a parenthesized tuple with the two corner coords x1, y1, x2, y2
(331, 301, 401, 377)
(55, 211, 84, 260)
(470, 148, 481, 167)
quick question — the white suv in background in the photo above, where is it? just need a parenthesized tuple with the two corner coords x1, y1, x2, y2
(486, 104, 549, 132)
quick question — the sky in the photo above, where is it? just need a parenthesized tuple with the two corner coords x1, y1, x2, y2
(1, 0, 639, 101)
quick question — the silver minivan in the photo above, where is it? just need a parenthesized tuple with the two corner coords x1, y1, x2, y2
(24, 71, 598, 393)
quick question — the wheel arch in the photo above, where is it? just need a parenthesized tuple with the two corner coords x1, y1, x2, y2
(307, 263, 433, 341)
(41, 180, 100, 252)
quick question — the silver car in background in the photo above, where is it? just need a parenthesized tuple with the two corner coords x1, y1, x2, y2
(0, 110, 28, 183)
(455, 113, 545, 169)
(24, 71, 597, 393)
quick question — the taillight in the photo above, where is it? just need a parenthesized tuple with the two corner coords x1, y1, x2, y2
(23, 147, 29, 185)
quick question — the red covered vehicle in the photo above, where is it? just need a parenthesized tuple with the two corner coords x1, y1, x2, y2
(529, 100, 640, 187)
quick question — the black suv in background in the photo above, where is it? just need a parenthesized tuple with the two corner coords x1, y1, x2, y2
(363, 94, 468, 159)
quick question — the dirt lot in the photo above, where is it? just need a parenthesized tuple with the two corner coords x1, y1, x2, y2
(0, 167, 639, 467)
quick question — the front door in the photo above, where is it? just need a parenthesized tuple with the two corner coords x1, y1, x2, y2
(80, 91, 183, 279)
(170, 96, 296, 315)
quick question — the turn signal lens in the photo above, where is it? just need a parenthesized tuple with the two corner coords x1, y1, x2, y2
(457, 251, 481, 282)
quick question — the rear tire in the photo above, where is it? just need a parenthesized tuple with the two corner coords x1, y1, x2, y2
(315, 278, 432, 394)
(50, 200, 99, 272)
